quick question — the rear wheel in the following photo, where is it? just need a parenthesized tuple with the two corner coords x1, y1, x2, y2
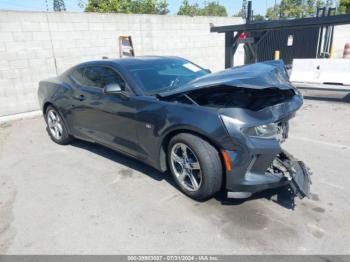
(167, 133, 222, 200)
(45, 106, 73, 145)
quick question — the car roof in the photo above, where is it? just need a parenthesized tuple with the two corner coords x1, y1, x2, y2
(76, 56, 187, 68)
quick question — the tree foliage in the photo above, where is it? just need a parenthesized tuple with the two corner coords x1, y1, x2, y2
(84, 0, 169, 15)
(339, 0, 350, 14)
(279, 0, 305, 18)
(177, 0, 200, 16)
(200, 1, 227, 16)
(265, 0, 339, 19)
(266, 4, 280, 20)
(253, 14, 265, 21)
(177, 0, 227, 17)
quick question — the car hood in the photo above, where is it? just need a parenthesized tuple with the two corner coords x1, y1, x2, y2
(159, 60, 295, 97)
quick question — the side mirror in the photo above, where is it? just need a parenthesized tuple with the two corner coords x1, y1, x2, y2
(104, 83, 122, 93)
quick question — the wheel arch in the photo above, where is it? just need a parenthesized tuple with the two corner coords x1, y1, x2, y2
(43, 101, 72, 135)
(159, 128, 224, 173)
(43, 101, 53, 114)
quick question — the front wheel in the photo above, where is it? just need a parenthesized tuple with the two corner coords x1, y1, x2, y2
(167, 133, 223, 200)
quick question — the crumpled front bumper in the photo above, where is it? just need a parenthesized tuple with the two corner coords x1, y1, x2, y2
(276, 151, 312, 199)
(220, 94, 311, 199)
(225, 149, 312, 199)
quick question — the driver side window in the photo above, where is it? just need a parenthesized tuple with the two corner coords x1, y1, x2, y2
(71, 66, 127, 92)
(83, 66, 127, 91)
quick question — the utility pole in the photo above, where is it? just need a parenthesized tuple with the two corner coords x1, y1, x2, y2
(241, 0, 247, 19)
(247, 1, 252, 23)
(53, 0, 66, 11)
(45, 0, 49, 11)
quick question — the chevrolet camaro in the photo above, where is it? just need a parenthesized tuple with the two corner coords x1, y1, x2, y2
(38, 56, 311, 200)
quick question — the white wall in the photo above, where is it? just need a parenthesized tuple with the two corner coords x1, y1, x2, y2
(0, 11, 243, 117)
(1, 11, 349, 117)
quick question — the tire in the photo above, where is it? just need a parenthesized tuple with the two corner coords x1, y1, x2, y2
(167, 133, 222, 200)
(45, 105, 73, 145)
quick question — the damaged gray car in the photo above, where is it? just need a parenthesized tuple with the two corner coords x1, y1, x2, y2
(38, 56, 311, 201)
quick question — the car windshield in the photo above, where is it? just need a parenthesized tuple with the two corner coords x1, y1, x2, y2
(124, 59, 209, 95)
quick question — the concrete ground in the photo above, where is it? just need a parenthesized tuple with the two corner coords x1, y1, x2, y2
(0, 90, 349, 255)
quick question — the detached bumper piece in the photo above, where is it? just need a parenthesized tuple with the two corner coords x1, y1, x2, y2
(272, 151, 312, 199)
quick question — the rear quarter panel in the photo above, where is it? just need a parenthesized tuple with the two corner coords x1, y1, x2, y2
(38, 77, 74, 129)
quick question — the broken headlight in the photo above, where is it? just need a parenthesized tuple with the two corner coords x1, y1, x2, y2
(242, 123, 279, 139)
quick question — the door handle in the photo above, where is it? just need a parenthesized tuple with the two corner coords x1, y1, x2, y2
(73, 94, 86, 101)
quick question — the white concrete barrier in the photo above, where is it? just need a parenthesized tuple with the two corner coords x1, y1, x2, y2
(290, 59, 350, 86)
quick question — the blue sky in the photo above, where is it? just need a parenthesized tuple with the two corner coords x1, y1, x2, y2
(0, 0, 279, 15)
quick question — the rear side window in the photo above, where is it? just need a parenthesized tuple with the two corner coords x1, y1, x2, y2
(70, 68, 85, 85)
(70, 66, 126, 90)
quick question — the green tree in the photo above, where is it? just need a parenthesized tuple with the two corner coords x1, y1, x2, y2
(265, 0, 338, 19)
(339, 0, 350, 13)
(253, 14, 265, 21)
(266, 4, 280, 19)
(315, 0, 325, 8)
(130, 0, 169, 14)
(177, 0, 200, 16)
(177, 1, 228, 17)
(279, 0, 305, 18)
(84, 0, 127, 13)
(157, 0, 169, 14)
(84, 0, 169, 15)
(305, 0, 316, 16)
(199, 2, 228, 16)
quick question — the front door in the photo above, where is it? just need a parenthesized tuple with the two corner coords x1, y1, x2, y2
(69, 65, 140, 156)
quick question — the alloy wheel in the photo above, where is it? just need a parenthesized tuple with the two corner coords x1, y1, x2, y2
(170, 143, 202, 192)
(47, 109, 63, 140)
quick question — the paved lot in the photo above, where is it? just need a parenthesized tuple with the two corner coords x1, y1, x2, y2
(0, 91, 350, 254)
